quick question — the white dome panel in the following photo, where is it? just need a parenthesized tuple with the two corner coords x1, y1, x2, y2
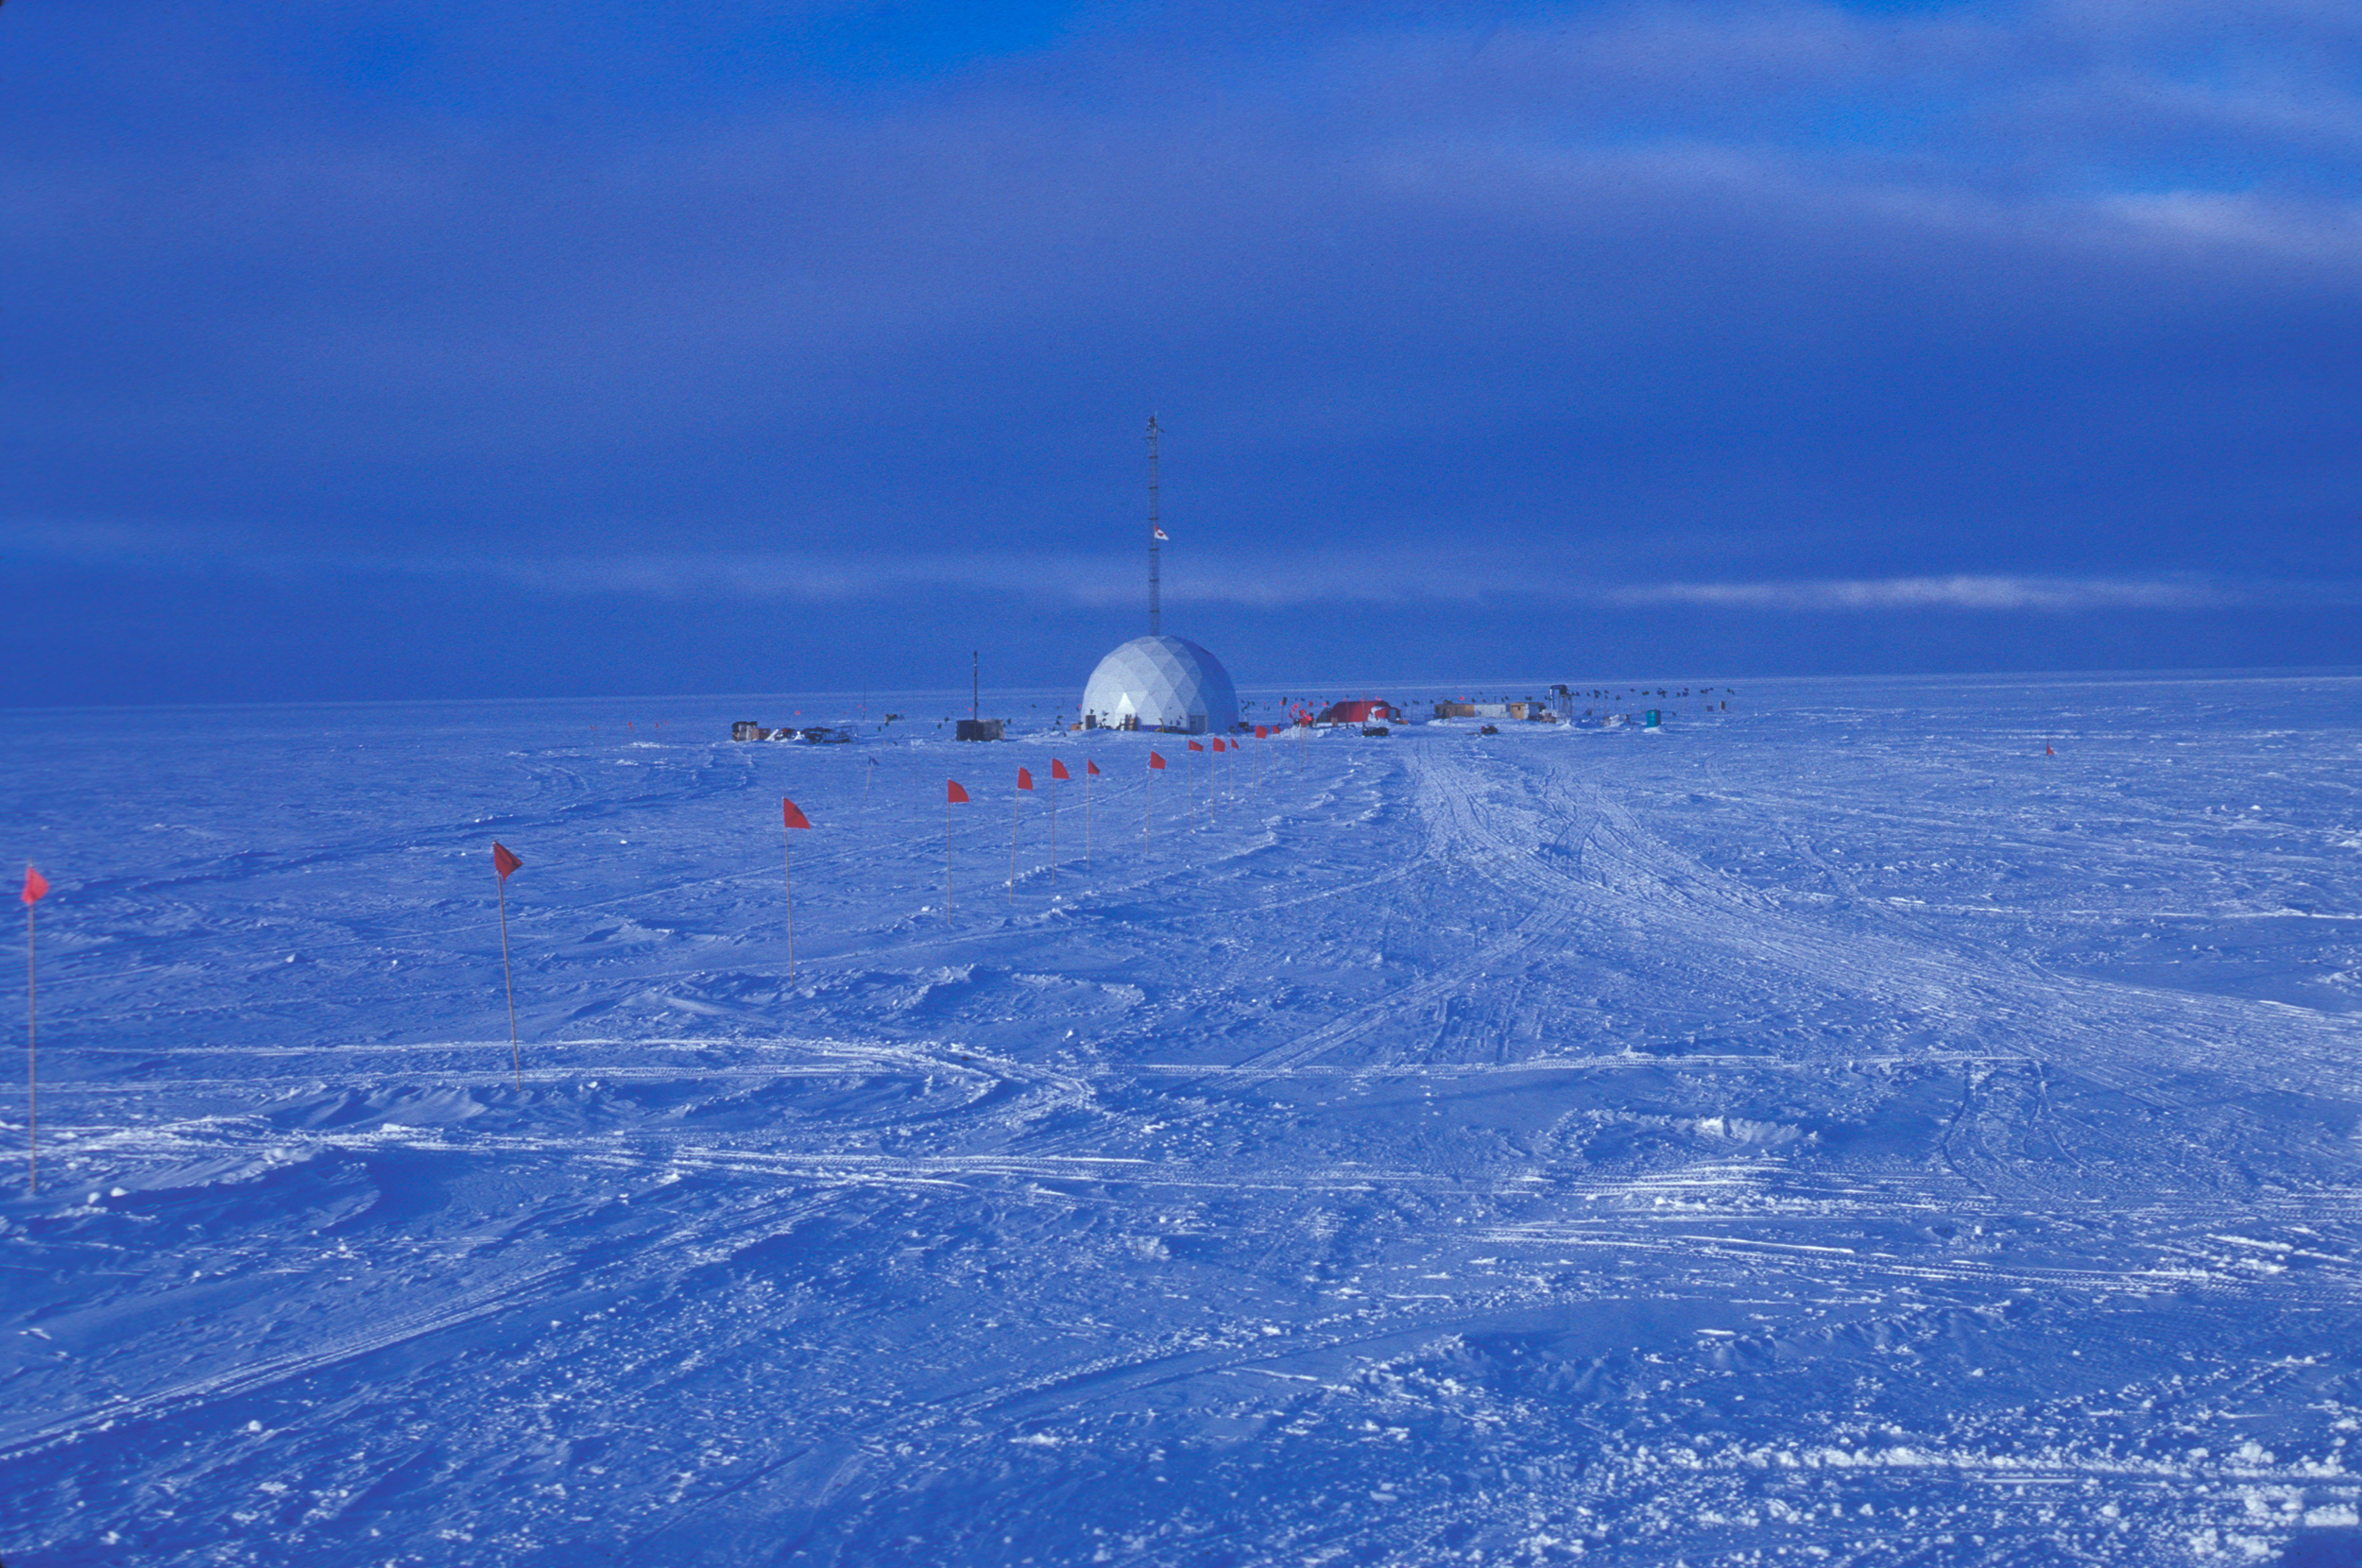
(1081, 636, 1240, 735)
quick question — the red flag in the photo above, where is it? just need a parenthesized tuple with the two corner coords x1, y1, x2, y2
(1212, 739, 1227, 753)
(1188, 741, 1204, 753)
(492, 843, 522, 880)
(2045, 743, 2055, 757)
(1256, 725, 1269, 739)
(947, 780, 970, 804)
(1087, 759, 1100, 775)
(1017, 767, 1034, 791)
(22, 865, 48, 905)
(782, 797, 812, 830)
(1051, 758, 1070, 781)
(1149, 752, 1166, 770)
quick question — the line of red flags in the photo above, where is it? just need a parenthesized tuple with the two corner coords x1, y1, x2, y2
(11, 736, 1291, 1134)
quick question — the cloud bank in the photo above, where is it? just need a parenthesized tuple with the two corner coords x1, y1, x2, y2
(3, 0, 2358, 700)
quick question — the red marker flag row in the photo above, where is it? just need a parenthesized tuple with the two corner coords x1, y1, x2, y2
(7, 737, 1292, 1159)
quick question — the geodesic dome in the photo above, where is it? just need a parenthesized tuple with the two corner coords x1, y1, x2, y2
(1081, 636, 1240, 735)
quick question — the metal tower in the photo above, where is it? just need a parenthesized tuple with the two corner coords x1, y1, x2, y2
(1146, 414, 1162, 637)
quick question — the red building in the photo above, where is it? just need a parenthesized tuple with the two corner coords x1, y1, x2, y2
(1314, 699, 1404, 726)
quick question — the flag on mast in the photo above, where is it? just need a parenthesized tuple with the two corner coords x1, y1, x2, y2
(1048, 759, 1069, 884)
(23, 865, 47, 1193)
(945, 781, 969, 912)
(781, 798, 811, 979)
(1010, 768, 1034, 899)
(490, 843, 523, 1090)
(1085, 758, 1099, 863)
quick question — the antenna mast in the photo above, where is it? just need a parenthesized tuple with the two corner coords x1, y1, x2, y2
(1146, 414, 1162, 637)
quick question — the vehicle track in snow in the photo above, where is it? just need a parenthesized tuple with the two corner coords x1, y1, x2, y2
(9, 687, 2362, 1567)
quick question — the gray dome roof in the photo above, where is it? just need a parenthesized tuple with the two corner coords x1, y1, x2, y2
(1082, 636, 1239, 735)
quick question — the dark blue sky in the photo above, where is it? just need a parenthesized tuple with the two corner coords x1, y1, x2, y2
(4, 0, 2356, 704)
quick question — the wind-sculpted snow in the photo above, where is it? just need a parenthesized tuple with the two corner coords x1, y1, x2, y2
(6, 677, 2362, 1565)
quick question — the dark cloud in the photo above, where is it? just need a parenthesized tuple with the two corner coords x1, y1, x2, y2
(3, 0, 2356, 701)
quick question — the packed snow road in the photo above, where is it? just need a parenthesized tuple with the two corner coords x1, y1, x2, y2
(5, 674, 2361, 1565)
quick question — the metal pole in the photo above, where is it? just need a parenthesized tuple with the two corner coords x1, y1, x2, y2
(783, 830, 796, 980)
(1147, 415, 1161, 637)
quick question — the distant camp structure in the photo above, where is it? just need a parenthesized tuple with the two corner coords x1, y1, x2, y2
(1313, 699, 1404, 727)
(733, 723, 853, 743)
(1433, 700, 1546, 722)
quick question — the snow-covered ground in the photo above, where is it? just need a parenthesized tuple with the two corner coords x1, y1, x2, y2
(6, 673, 2362, 1566)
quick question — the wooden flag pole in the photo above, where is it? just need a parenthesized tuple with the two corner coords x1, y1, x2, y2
(945, 780, 968, 913)
(781, 797, 812, 978)
(495, 865, 521, 1091)
(25, 895, 32, 1192)
(1009, 767, 1036, 901)
(24, 874, 38, 1195)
